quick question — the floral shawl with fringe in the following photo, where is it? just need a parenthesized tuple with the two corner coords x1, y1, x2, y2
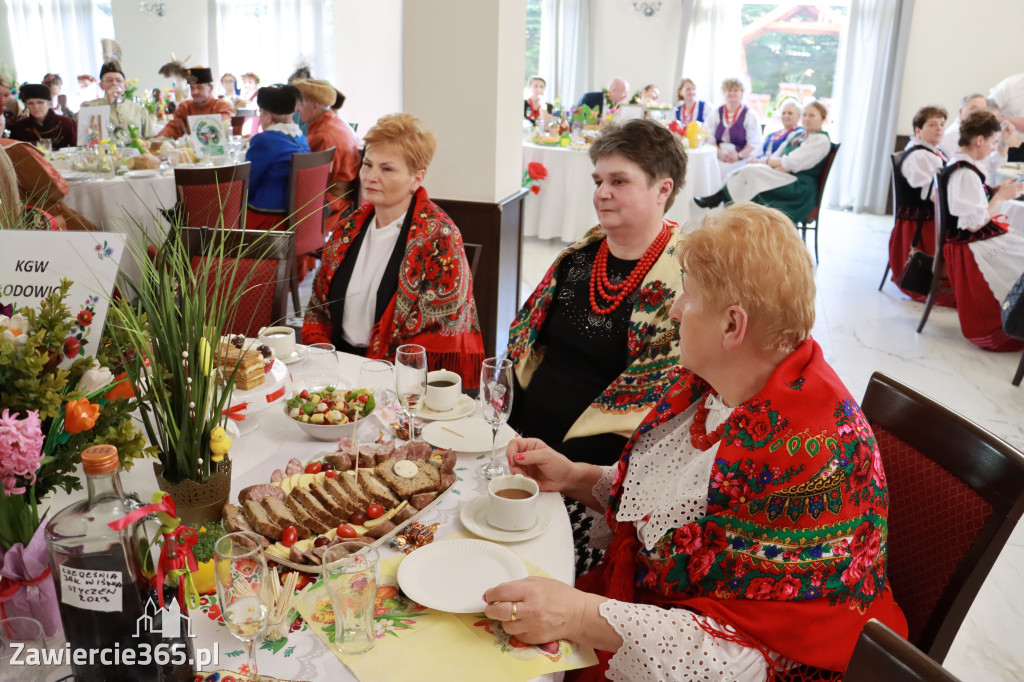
(575, 338, 907, 681)
(507, 222, 682, 442)
(303, 187, 485, 386)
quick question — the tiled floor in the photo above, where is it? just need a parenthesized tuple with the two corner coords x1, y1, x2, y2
(520, 208, 1024, 681)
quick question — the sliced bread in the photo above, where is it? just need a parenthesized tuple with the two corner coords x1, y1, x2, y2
(285, 495, 332, 534)
(357, 470, 402, 508)
(242, 499, 284, 541)
(306, 481, 350, 522)
(337, 470, 373, 509)
(262, 497, 311, 539)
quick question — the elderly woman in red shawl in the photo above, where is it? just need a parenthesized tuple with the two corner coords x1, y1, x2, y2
(485, 203, 906, 681)
(302, 113, 485, 387)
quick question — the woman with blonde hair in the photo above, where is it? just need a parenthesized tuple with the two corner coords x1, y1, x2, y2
(695, 101, 832, 224)
(704, 77, 762, 181)
(673, 78, 708, 125)
(489, 202, 907, 681)
(303, 113, 485, 386)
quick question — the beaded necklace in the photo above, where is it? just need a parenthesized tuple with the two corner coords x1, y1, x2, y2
(679, 101, 697, 124)
(723, 104, 742, 127)
(588, 223, 671, 316)
(690, 391, 727, 450)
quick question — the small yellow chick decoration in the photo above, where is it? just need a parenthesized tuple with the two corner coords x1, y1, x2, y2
(209, 426, 232, 462)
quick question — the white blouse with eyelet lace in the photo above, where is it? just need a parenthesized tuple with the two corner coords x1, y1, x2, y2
(589, 393, 792, 681)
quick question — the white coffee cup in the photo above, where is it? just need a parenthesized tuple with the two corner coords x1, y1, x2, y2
(258, 325, 296, 360)
(486, 475, 539, 531)
(424, 369, 462, 412)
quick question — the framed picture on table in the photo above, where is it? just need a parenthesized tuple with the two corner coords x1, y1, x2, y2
(187, 114, 227, 157)
(77, 105, 110, 147)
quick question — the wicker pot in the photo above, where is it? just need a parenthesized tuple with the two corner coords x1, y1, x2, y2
(153, 460, 232, 527)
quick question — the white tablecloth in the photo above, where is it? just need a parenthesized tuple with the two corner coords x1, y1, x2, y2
(46, 351, 573, 682)
(521, 142, 719, 242)
(63, 173, 177, 283)
(1000, 198, 1024, 235)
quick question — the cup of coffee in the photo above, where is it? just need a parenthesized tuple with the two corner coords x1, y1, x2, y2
(486, 475, 539, 531)
(258, 325, 296, 360)
(424, 369, 462, 412)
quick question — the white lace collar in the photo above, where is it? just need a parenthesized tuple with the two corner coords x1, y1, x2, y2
(617, 392, 733, 550)
(265, 122, 303, 138)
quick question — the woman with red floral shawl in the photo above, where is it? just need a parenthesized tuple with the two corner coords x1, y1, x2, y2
(302, 113, 485, 387)
(485, 203, 907, 680)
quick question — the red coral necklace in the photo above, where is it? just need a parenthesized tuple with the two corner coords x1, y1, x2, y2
(588, 223, 671, 315)
(690, 392, 726, 450)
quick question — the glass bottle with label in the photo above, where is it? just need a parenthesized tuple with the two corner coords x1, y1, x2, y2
(45, 445, 193, 681)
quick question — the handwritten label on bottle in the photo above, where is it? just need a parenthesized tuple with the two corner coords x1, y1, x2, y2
(59, 565, 123, 612)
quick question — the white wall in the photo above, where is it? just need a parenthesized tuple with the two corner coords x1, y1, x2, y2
(111, 0, 210, 93)
(589, 3, 683, 104)
(332, 0, 403, 133)
(897, 0, 1024, 134)
(0, 1, 14, 80)
(403, 0, 525, 203)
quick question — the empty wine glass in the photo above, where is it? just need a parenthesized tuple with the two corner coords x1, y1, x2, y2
(359, 359, 398, 419)
(214, 531, 269, 682)
(395, 344, 427, 442)
(304, 343, 341, 393)
(478, 357, 514, 479)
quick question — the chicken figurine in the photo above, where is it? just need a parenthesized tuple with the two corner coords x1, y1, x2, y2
(209, 426, 232, 463)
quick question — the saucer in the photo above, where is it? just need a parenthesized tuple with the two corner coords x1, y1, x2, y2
(278, 345, 307, 365)
(417, 394, 475, 421)
(459, 495, 552, 543)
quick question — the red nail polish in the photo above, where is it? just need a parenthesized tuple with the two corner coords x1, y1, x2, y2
(482, 592, 487, 601)
(515, 453, 525, 461)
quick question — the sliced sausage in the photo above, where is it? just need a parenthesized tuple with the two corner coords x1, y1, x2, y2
(393, 505, 418, 524)
(270, 469, 286, 483)
(285, 457, 303, 476)
(410, 492, 438, 509)
(439, 450, 457, 475)
(325, 453, 353, 471)
(239, 484, 286, 503)
(439, 472, 457, 491)
(363, 520, 396, 539)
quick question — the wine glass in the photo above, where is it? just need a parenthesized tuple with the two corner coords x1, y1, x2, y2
(359, 359, 398, 421)
(304, 343, 341, 393)
(394, 344, 427, 442)
(214, 531, 269, 682)
(477, 357, 514, 480)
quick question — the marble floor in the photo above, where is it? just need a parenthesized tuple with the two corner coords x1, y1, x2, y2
(521, 208, 1024, 681)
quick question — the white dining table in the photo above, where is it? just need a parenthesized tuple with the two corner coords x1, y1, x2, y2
(45, 350, 574, 682)
(999, 198, 1024, 235)
(521, 142, 718, 242)
(62, 172, 177, 284)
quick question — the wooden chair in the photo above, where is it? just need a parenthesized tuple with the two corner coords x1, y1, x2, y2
(172, 163, 251, 231)
(793, 142, 839, 264)
(844, 620, 963, 682)
(463, 242, 482, 279)
(179, 225, 293, 337)
(286, 148, 335, 314)
(861, 372, 1024, 662)
(916, 173, 956, 333)
(879, 152, 901, 291)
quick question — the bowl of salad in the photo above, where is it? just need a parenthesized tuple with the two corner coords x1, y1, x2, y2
(284, 387, 375, 441)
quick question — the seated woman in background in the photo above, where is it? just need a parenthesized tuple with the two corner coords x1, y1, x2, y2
(887, 105, 955, 304)
(695, 101, 831, 224)
(244, 85, 310, 231)
(637, 84, 659, 106)
(758, 98, 803, 158)
(79, 62, 154, 139)
(488, 203, 907, 682)
(524, 75, 553, 127)
(673, 78, 707, 125)
(941, 109, 1024, 352)
(10, 84, 76, 150)
(705, 77, 762, 182)
(507, 119, 685, 575)
(303, 113, 485, 386)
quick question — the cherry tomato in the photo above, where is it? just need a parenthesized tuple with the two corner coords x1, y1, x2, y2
(357, 394, 369, 403)
(336, 524, 357, 539)
(349, 511, 368, 526)
(324, 470, 339, 480)
(314, 536, 330, 548)
(366, 503, 384, 519)
(304, 461, 322, 474)
(299, 389, 309, 399)
(281, 526, 298, 547)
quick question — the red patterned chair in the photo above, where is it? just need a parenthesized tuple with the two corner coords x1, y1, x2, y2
(286, 147, 334, 314)
(173, 163, 251, 231)
(179, 226, 292, 337)
(845, 620, 963, 682)
(861, 372, 1024, 663)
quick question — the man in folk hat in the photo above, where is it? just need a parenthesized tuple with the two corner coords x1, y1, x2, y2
(293, 78, 360, 232)
(79, 62, 154, 138)
(245, 84, 310, 231)
(155, 66, 233, 140)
